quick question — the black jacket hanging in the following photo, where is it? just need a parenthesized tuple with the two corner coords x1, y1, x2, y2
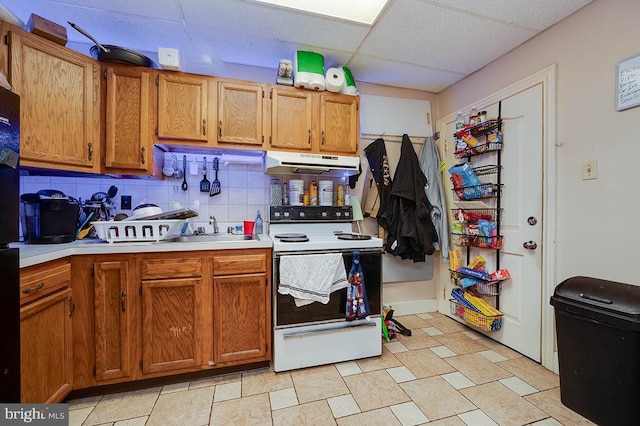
(363, 138, 392, 226)
(380, 134, 438, 262)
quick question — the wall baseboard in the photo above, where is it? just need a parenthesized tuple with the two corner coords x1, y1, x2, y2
(384, 299, 438, 316)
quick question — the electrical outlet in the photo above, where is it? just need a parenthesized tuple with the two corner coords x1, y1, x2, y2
(121, 195, 132, 210)
(582, 160, 598, 180)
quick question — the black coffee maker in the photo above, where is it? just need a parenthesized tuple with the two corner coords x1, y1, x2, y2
(20, 190, 80, 244)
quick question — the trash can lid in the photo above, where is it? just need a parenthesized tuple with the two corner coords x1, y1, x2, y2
(551, 276, 640, 321)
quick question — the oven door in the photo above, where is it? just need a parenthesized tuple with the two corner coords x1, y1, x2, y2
(273, 248, 382, 329)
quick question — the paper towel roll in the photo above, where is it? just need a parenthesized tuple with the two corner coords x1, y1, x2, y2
(325, 68, 345, 93)
(339, 66, 359, 96)
(294, 51, 325, 91)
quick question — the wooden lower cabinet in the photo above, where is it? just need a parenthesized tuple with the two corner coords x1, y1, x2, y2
(94, 259, 135, 382)
(31, 248, 272, 399)
(20, 259, 73, 403)
(212, 251, 271, 365)
(213, 274, 268, 364)
(141, 277, 203, 375)
(71, 255, 139, 389)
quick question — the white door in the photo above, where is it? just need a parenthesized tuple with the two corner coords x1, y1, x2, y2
(443, 84, 544, 361)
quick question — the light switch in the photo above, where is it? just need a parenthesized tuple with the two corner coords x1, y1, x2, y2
(582, 160, 598, 180)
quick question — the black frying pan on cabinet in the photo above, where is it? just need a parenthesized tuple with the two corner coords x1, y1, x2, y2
(68, 22, 158, 68)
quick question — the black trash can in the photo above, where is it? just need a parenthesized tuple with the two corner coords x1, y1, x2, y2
(550, 276, 640, 426)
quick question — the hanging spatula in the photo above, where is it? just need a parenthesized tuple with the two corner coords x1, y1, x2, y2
(210, 157, 221, 196)
(200, 157, 211, 193)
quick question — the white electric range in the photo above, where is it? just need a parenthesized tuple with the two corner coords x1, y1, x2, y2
(269, 205, 383, 372)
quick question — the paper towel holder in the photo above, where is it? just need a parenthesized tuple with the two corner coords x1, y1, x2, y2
(349, 195, 365, 234)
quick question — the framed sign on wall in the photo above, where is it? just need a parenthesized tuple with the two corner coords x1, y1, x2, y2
(616, 53, 640, 111)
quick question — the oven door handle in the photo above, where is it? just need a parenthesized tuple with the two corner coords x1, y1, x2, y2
(282, 320, 377, 338)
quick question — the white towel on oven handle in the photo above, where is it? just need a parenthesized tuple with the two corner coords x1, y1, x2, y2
(278, 253, 348, 307)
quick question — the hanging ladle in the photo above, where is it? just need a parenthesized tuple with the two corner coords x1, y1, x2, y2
(181, 155, 188, 191)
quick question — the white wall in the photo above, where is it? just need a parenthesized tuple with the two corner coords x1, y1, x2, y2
(438, 0, 640, 286)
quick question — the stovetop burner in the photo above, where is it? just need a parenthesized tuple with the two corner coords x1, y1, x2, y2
(278, 237, 310, 242)
(274, 233, 307, 239)
(337, 234, 372, 240)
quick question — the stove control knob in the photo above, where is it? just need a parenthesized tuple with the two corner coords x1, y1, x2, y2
(283, 211, 290, 218)
(321, 211, 328, 217)
(336, 212, 342, 217)
(344, 211, 350, 217)
(299, 211, 305, 218)
(274, 212, 281, 218)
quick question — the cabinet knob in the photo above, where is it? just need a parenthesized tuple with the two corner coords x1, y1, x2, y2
(308, 129, 311, 144)
(121, 291, 127, 312)
(140, 147, 146, 165)
(202, 119, 207, 136)
(87, 142, 93, 161)
(321, 130, 325, 145)
(218, 121, 222, 138)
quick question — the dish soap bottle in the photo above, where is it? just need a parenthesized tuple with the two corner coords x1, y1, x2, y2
(255, 210, 263, 235)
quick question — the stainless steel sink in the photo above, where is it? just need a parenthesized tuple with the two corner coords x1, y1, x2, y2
(167, 234, 255, 243)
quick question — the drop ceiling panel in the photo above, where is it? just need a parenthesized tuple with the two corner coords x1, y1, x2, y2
(428, 0, 593, 31)
(348, 55, 465, 93)
(0, 0, 593, 92)
(359, 0, 536, 74)
(180, 0, 370, 52)
(187, 25, 354, 70)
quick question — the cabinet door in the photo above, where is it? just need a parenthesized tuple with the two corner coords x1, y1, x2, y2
(9, 30, 100, 172)
(270, 87, 313, 151)
(94, 260, 133, 382)
(217, 81, 265, 146)
(20, 288, 73, 403)
(213, 273, 269, 364)
(141, 278, 201, 375)
(157, 73, 211, 142)
(319, 93, 359, 154)
(104, 66, 153, 172)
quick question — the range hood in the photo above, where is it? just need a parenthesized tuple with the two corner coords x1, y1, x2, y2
(265, 151, 360, 177)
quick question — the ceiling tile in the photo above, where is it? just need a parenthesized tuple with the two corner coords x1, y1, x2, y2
(359, 0, 536, 74)
(186, 25, 354, 70)
(0, 0, 594, 92)
(348, 55, 465, 92)
(427, 0, 593, 31)
(178, 0, 370, 52)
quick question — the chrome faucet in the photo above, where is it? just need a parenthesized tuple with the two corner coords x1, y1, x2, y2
(209, 215, 219, 234)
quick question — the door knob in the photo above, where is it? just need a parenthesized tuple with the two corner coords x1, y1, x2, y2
(527, 216, 537, 225)
(523, 241, 537, 250)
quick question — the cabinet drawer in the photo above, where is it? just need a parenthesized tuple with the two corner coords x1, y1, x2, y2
(140, 256, 201, 280)
(213, 253, 267, 275)
(20, 259, 71, 306)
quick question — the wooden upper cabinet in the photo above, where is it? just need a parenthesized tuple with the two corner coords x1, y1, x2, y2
(156, 73, 214, 142)
(104, 66, 153, 172)
(9, 29, 100, 172)
(217, 80, 265, 147)
(270, 87, 313, 151)
(319, 93, 359, 154)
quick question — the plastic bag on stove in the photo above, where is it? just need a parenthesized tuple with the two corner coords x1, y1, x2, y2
(345, 252, 371, 321)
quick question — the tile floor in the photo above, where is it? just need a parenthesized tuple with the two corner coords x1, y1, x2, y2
(67, 312, 594, 426)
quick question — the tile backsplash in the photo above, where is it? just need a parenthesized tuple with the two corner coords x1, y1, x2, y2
(19, 152, 350, 235)
(20, 156, 271, 231)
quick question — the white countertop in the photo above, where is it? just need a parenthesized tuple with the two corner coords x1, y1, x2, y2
(14, 235, 273, 268)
